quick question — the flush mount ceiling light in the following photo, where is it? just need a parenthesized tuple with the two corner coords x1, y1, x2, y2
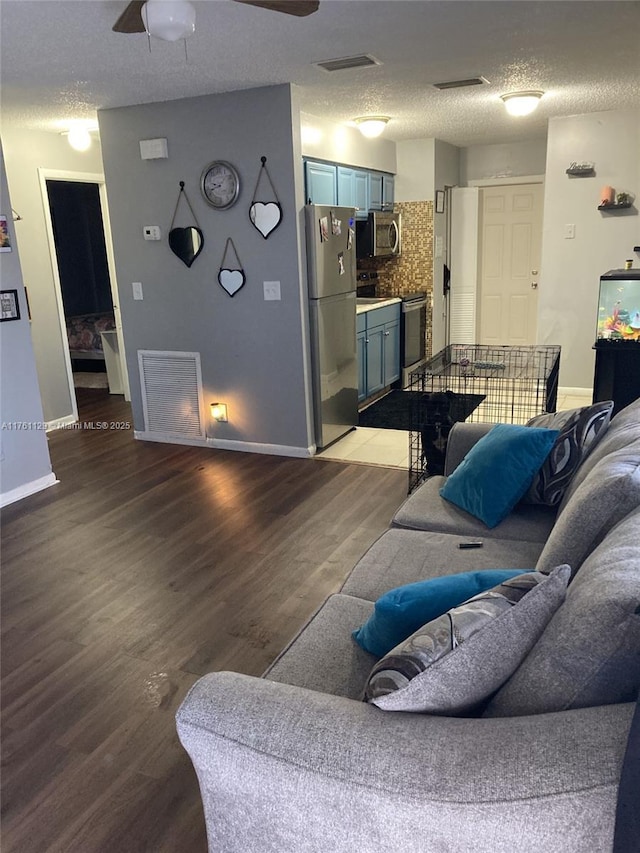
(354, 116, 390, 138)
(500, 91, 544, 117)
(142, 0, 196, 42)
(61, 123, 99, 152)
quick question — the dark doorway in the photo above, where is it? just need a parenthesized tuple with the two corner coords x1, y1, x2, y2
(46, 180, 116, 389)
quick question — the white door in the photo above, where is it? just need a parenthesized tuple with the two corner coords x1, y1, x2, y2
(478, 183, 543, 346)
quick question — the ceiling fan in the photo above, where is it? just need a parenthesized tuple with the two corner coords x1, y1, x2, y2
(113, 0, 320, 35)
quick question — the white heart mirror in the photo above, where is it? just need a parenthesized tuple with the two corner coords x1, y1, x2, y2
(249, 202, 282, 240)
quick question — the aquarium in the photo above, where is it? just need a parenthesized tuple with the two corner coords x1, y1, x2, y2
(596, 269, 640, 344)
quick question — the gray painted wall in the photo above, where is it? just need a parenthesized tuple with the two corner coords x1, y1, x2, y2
(98, 84, 313, 451)
(538, 109, 640, 389)
(2, 129, 105, 425)
(0, 144, 55, 502)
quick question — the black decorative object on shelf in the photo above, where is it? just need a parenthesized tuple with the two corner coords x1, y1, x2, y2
(169, 182, 204, 268)
(598, 202, 633, 212)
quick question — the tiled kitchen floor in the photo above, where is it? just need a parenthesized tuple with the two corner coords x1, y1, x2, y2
(317, 392, 593, 470)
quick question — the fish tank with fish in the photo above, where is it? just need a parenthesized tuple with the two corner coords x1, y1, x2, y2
(596, 269, 640, 345)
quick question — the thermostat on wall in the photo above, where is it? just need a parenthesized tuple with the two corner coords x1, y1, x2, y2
(139, 138, 169, 160)
(143, 225, 161, 241)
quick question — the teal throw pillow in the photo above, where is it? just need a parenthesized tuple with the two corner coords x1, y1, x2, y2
(439, 423, 559, 528)
(352, 569, 530, 658)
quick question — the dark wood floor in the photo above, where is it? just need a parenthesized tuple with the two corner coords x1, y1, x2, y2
(1, 389, 408, 852)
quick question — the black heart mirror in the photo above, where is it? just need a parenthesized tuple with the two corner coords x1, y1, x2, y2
(169, 227, 204, 268)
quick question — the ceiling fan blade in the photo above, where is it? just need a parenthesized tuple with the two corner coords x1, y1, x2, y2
(113, 0, 146, 33)
(233, 0, 319, 17)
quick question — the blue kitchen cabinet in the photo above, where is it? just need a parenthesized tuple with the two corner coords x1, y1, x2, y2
(305, 160, 337, 205)
(357, 312, 368, 401)
(338, 167, 369, 219)
(382, 173, 395, 210)
(358, 303, 401, 401)
(369, 173, 383, 211)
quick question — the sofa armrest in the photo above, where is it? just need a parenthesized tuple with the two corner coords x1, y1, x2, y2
(176, 671, 633, 853)
(444, 421, 495, 475)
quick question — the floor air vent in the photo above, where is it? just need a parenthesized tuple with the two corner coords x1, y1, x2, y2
(138, 350, 205, 440)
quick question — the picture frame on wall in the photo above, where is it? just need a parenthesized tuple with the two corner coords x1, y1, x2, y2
(0, 289, 21, 322)
(435, 190, 445, 214)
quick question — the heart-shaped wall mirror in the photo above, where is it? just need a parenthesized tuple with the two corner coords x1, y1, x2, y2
(218, 268, 246, 297)
(249, 202, 282, 240)
(169, 227, 204, 268)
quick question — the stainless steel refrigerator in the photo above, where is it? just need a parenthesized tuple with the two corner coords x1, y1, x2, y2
(305, 204, 358, 449)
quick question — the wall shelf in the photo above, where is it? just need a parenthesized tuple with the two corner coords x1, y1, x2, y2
(598, 202, 633, 212)
(566, 167, 595, 177)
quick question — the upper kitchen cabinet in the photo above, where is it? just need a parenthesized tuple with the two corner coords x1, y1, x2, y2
(337, 167, 369, 219)
(382, 174, 395, 210)
(304, 159, 395, 214)
(305, 160, 337, 205)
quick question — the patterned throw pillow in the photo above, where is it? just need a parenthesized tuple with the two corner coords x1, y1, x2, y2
(523, 402, 614, 506)
(363, 566, 570, 715)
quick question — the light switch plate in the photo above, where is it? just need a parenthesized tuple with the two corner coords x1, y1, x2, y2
(564, 223, 575, 239)
(132, 281, 143, 300)
(263, 281, 281, 301)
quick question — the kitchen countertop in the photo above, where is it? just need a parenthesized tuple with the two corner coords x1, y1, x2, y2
(356, 297, 402, 315)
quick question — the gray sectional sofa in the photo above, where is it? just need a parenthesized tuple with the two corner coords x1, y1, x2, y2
(177, 398, 640, 853)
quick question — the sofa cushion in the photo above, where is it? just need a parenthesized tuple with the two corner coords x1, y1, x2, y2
(352, 569, 530, 658)
(341, 528, 545, 602)
(363, 566, 570, 715)
(393, 476, 557, 543)
(485, 507, 640, 717)
(263, 594, 375, 700)
(557, 397, 640, 514)
(536, 449, 640, 577)
(439, 424, 559, 528)
(523, 401, 614, 506)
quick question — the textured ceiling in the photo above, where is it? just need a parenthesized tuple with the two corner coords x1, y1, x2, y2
(1, 0, 639, 147)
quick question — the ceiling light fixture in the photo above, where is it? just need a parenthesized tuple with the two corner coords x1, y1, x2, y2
(500, 91, 544, 117)
(354, 116, 390, 139)
(142, 0, 196, 42)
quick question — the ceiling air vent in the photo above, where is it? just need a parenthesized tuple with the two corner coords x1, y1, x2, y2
(315, 54, 382, 72)
(432, 77, 489, 90)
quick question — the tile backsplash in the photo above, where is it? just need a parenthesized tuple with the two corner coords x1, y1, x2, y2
(357, 200, 435, 354)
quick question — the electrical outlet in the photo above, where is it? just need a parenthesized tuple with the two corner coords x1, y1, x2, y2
(263, 281, 281, 301)
(132, 281, 143, 300)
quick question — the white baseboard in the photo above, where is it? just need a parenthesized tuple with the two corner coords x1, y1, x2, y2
(134, 430, 208, 448)
(0, 472, 59, 508)
(134, 430, 315, 458)
(46, 414, 77, 431)
(558, 387, 592, 398)
(207, 438, 315, 458)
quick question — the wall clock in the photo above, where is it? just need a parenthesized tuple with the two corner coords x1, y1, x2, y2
(200, 160, 240, 210)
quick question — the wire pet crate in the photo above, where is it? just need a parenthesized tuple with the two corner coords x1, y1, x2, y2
(408, 344, 561, 492)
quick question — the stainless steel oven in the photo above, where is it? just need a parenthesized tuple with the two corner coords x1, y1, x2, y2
(401, 292, 427, 386)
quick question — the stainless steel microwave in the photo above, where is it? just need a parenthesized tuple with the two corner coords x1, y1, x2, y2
(356, 211, 402, 259)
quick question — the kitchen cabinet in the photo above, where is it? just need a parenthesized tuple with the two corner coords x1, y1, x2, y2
(304, 159, 394, 215)
(382, 174, 395, 209)
(337, 167, 369, 219)
(305, 160, 337, 205)
(368, 172, 383, 211)
(358, 303, 400, 402)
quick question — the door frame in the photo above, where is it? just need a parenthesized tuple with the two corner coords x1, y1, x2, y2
(38, 168, 130, 428)
(454, 175, 545, 343)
